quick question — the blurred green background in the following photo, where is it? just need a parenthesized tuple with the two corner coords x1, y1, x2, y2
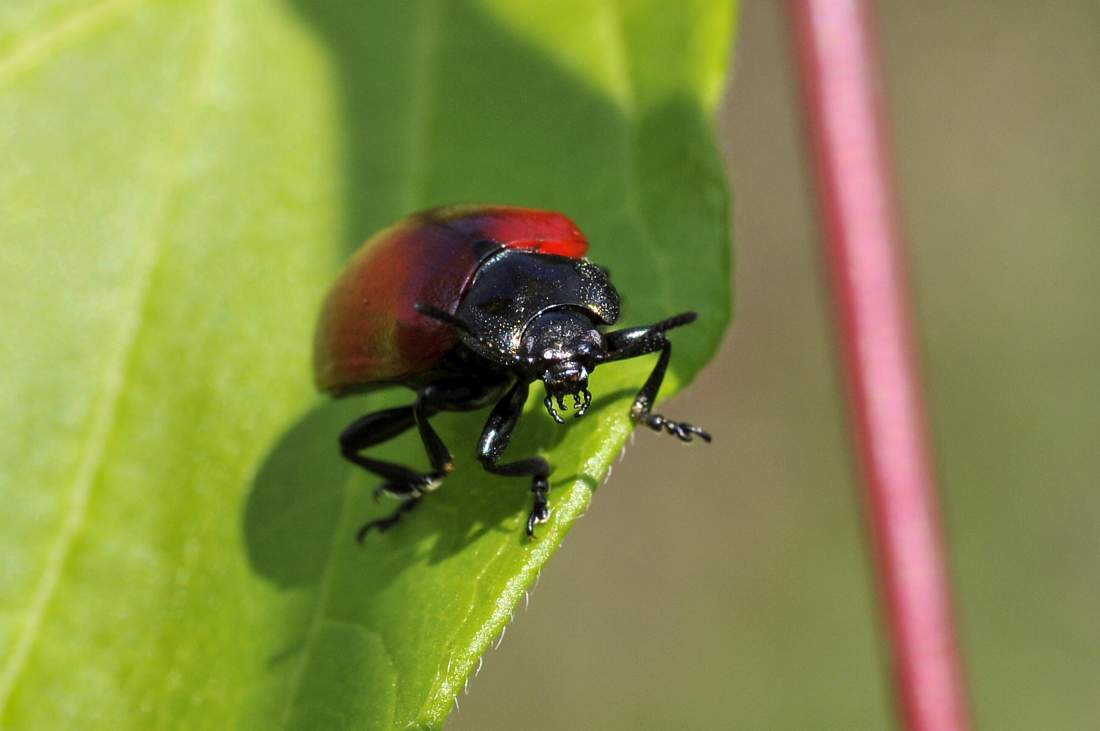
(452, 2, 1100, 729)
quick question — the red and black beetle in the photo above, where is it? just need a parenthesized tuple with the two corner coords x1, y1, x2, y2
(314, 205, 710, 540)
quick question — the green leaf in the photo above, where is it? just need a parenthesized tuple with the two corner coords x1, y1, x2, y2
(0, 1, 736, 728)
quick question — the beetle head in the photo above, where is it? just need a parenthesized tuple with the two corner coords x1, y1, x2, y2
(519, 309, 602, 423)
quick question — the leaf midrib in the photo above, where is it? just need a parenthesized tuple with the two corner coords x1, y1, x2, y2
(275, 472, 360, 728)
(0, 0, 141, 85)
(0, 0, 223, 716)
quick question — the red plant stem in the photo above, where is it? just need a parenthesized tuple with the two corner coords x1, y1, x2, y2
(787, 1, 972, 730)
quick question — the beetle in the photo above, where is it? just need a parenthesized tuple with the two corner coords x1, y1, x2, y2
(313, 205, 710, 541)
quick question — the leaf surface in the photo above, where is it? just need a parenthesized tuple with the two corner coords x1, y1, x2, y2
(0, 1, 737, 728)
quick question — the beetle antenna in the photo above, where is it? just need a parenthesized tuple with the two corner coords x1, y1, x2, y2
(595, 312, 699, 365)
(655, 311, 698, 331)
(416, 302, 526, 369)
(414, 303, 475, 335)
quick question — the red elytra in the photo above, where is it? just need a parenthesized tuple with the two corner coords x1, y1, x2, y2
(313, 205, 589, 394)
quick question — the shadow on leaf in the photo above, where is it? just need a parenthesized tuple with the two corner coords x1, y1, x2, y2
(243, 388, 618, 590)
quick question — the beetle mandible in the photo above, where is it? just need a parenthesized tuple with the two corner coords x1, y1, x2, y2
(313, 205, 710, 540)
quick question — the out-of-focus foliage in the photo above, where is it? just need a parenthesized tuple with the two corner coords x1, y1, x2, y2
(0, 1, 736, 728)
(453, 3, 1100, 729)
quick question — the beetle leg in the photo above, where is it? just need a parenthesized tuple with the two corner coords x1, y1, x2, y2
(415, 385, 458, 479)
(600, 313, 712, 443)
(339, 406, 419, 480)
(339, 407, 441, 489)
(338, 407, 436, 541)
(343, 381, 507, 542)
(477, 380, 552, 538)
(356, 498, 422, 542)
(339, 402, 447, 543)
(629, 342, 711, 443)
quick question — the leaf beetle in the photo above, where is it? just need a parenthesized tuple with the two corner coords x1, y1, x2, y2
(313, 205, 710, 540)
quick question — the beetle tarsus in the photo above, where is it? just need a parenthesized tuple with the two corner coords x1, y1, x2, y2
(526, 475, 551, 538)
(643, 414, 712, 443)
(526, 504, 550, 538)
(373, 483, 419, 501)
(601, 318, 711, 447)
(356, 497, 422, 542)
(373, 473, 445, 501)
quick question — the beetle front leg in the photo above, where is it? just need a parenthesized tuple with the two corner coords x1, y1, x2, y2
(477, 380, 552, 537)
(601, 313, 712, 443)
(629, 341, 711, 443)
